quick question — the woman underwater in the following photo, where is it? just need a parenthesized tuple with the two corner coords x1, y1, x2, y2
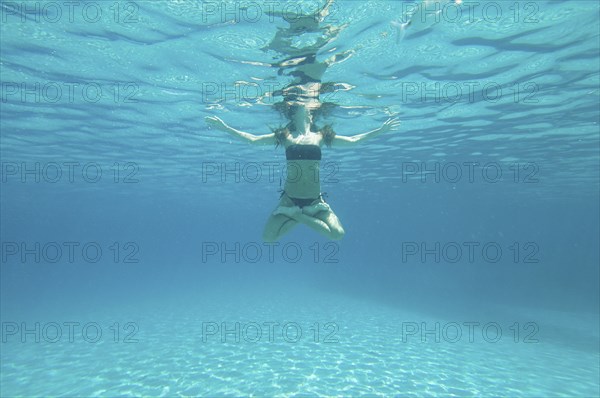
(205, 108, 400, 241)
(205, 0, 400, 241)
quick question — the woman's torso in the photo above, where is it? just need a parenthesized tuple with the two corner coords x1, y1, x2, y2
(282, 131, 323, 199)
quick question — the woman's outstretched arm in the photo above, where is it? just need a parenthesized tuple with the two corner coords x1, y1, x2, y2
(205, 116, 275, 146)
(333, 117, 400, 147)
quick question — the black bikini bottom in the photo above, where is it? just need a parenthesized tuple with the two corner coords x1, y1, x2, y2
(280, 192, 325, 208)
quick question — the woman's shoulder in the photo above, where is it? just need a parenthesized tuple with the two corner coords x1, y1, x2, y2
(272, 126, 290, 147)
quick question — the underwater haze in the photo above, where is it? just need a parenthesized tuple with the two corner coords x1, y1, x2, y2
(1, 0, 599, 397)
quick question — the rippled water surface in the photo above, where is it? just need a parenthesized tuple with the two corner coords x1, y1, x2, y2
(2, 0, 598, 197)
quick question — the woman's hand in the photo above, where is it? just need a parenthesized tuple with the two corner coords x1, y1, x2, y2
(205, 116, 229, 131)
(380, 117, 401, 133)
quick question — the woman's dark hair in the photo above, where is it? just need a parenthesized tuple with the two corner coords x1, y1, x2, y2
(320, 124, 335, 147)
(313, 101, 336, 119)
(273, 102, 297, 121)
(271, 126, 290, 148)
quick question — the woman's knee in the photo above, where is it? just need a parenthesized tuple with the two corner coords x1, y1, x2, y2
(329, 225, 345, 240)
(262, 229, 278, 243)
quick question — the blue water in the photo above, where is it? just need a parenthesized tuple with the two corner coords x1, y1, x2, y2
(1, 0, 599, 397)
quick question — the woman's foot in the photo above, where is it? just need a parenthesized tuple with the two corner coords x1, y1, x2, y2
(303, 202, 330, 216)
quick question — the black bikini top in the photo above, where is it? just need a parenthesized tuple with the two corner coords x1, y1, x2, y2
(286, 144, 322, 161)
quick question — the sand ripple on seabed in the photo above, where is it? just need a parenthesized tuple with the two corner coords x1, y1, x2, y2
(2, 297, 599, 397)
